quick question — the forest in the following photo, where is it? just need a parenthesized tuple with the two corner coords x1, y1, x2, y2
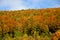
(0, 8, 60, 40)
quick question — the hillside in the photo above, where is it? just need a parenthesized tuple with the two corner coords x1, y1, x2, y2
(0, 8, 60, 40)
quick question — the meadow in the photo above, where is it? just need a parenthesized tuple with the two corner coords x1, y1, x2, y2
(0, 8, 60, 40)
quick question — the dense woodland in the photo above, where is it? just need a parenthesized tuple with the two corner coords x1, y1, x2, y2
(0, 8, 60, 40)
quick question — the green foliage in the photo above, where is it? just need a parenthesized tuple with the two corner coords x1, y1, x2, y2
(14, 31, 23, 37)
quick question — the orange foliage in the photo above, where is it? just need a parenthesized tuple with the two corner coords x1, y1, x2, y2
(52, 30, 60, 40)
(0, 15, 17, 33)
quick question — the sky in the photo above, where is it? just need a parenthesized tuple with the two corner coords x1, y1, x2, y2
(0, 0, 60, 10)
